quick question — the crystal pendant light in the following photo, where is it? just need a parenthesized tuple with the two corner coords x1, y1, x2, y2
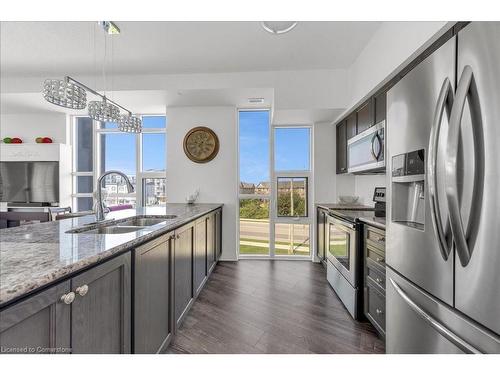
(87, 98, 120, 122)
(119, 114, 142, 133)
(43, 78, 87, 109)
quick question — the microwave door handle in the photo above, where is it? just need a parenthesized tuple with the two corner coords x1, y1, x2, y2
(446, 66, 485, 267)
(370, 134, 378, 160)
(428, 77, 454, 261)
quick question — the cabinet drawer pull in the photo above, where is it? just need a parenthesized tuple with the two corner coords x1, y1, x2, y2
(76, 284, 89, 297)
(376, 278, 383, 284)
(376, 257, 385, 263)
(376, 308, 384, 315)
(176, 234, 180, 239)
(60, 292, 75, 305)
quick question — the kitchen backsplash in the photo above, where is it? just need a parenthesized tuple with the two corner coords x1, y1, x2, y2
(335, 174, 386, 207)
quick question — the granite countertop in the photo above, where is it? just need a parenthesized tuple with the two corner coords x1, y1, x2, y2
(357, 216, 386, 230)
(0, 203, 222, 308)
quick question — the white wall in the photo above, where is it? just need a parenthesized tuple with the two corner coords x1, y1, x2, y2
(313, 121, 336, 204)
(347, 21, 449, 110)
(166, 106, 237, 261)
(0, 112, 69, 144)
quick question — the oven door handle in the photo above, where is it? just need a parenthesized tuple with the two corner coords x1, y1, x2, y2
(328, 215, 356, 230)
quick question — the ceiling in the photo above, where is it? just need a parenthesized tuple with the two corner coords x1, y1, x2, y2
(0, 21, 381, 77)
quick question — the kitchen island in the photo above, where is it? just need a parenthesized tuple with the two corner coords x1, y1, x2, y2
(0, 203, 222, 353)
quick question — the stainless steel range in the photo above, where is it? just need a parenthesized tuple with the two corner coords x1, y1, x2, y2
(325, 209, 375, 320)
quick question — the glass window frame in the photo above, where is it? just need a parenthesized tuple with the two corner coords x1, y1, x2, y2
(71, 114, 167, 211)
(237, 110, 314, 260)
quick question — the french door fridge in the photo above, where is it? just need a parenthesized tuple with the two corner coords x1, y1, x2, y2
(386, 22, 500, 353)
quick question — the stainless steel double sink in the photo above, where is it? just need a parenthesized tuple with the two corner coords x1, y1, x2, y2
(66, 215, 178, 234)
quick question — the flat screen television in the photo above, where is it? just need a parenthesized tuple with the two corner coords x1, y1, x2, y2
(0, 161, 59, 204)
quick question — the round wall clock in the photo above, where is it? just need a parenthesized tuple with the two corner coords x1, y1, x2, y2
(183, 126, 220, 163)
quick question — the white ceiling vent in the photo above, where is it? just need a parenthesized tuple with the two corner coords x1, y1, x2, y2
(248, 97, 265, 104)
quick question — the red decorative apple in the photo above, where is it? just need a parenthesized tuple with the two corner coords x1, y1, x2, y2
(11, 138, 22, 144)
(42, 137, 53, 143)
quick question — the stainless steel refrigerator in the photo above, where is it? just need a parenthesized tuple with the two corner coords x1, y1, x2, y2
(386, 22, 500, 353)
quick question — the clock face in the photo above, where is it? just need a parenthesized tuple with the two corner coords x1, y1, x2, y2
(183, 127, 219, 163)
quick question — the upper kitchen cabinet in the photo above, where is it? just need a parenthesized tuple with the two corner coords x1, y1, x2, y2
(346, 112, 357, 140)
(336, 120, 348, 174)
(356, 98, 375, 134)
(374, 91, 387, 124)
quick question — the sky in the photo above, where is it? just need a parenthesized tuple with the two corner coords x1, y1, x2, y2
(239, 110, 310, 184)
(103, 116, 166, 175)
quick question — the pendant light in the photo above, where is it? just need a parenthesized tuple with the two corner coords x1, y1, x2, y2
(43, 77, 87, 109)
(41, 21, 142, 133)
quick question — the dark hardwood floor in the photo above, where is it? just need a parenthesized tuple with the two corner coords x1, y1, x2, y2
(167, 260, 385, 354)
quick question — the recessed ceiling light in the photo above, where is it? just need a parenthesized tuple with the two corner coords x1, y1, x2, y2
(248, 98, 265, 104)
(99, 21, 120, 35)
(261, 21, 298, 35)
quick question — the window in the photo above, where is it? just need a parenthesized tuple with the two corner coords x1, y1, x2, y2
(72, 115, 167, 211)
(273, 126, 312, 257)
(274, 223, 310, 256)
(238, 110, 270, 256)
(238, 111, 313, 259)
(239, 199, 270, 255)
(275, 127, 311, 171)
(143, 178, 166, 207)
(72, 117, 94, 211)
(276, 177, 308, 217)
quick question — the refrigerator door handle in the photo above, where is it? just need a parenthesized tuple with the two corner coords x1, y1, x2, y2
(428, 77, 454, 261)
(446, 65, 485, 267)
(389, 277, 482, 354)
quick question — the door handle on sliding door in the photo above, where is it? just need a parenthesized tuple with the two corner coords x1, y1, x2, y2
(446, 65, 485, 267)
(428, 77, 454, 261)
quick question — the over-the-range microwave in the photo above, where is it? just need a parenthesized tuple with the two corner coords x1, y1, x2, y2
(347, 120, 385, 174)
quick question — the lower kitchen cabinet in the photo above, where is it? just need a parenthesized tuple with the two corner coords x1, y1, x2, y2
(0, 207, 222, 354)
(134, 233, 173, 354)
(193, 218, 207, 296)
(0, 281, 71, 354)
(70, 252, 131, 354)
(0, 252, 131, 354)
(215, 209, 222, 260)
(173, 223, 195, 329)
(363, 224, 386, 338)
(207, 213, 216, 273)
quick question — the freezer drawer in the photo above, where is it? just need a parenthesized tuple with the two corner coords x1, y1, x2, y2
(386, 267, 500, 354)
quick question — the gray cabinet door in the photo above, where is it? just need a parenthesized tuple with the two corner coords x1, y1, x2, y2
(174, 223, 194, 328)
(215, 209, 222, 260)
(193, 218, 207, 296)
(207, 213, 216, 273)
(70, 253, 131, 354)
(0, 281, 71, 354)
(134, 233, 172, 354)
